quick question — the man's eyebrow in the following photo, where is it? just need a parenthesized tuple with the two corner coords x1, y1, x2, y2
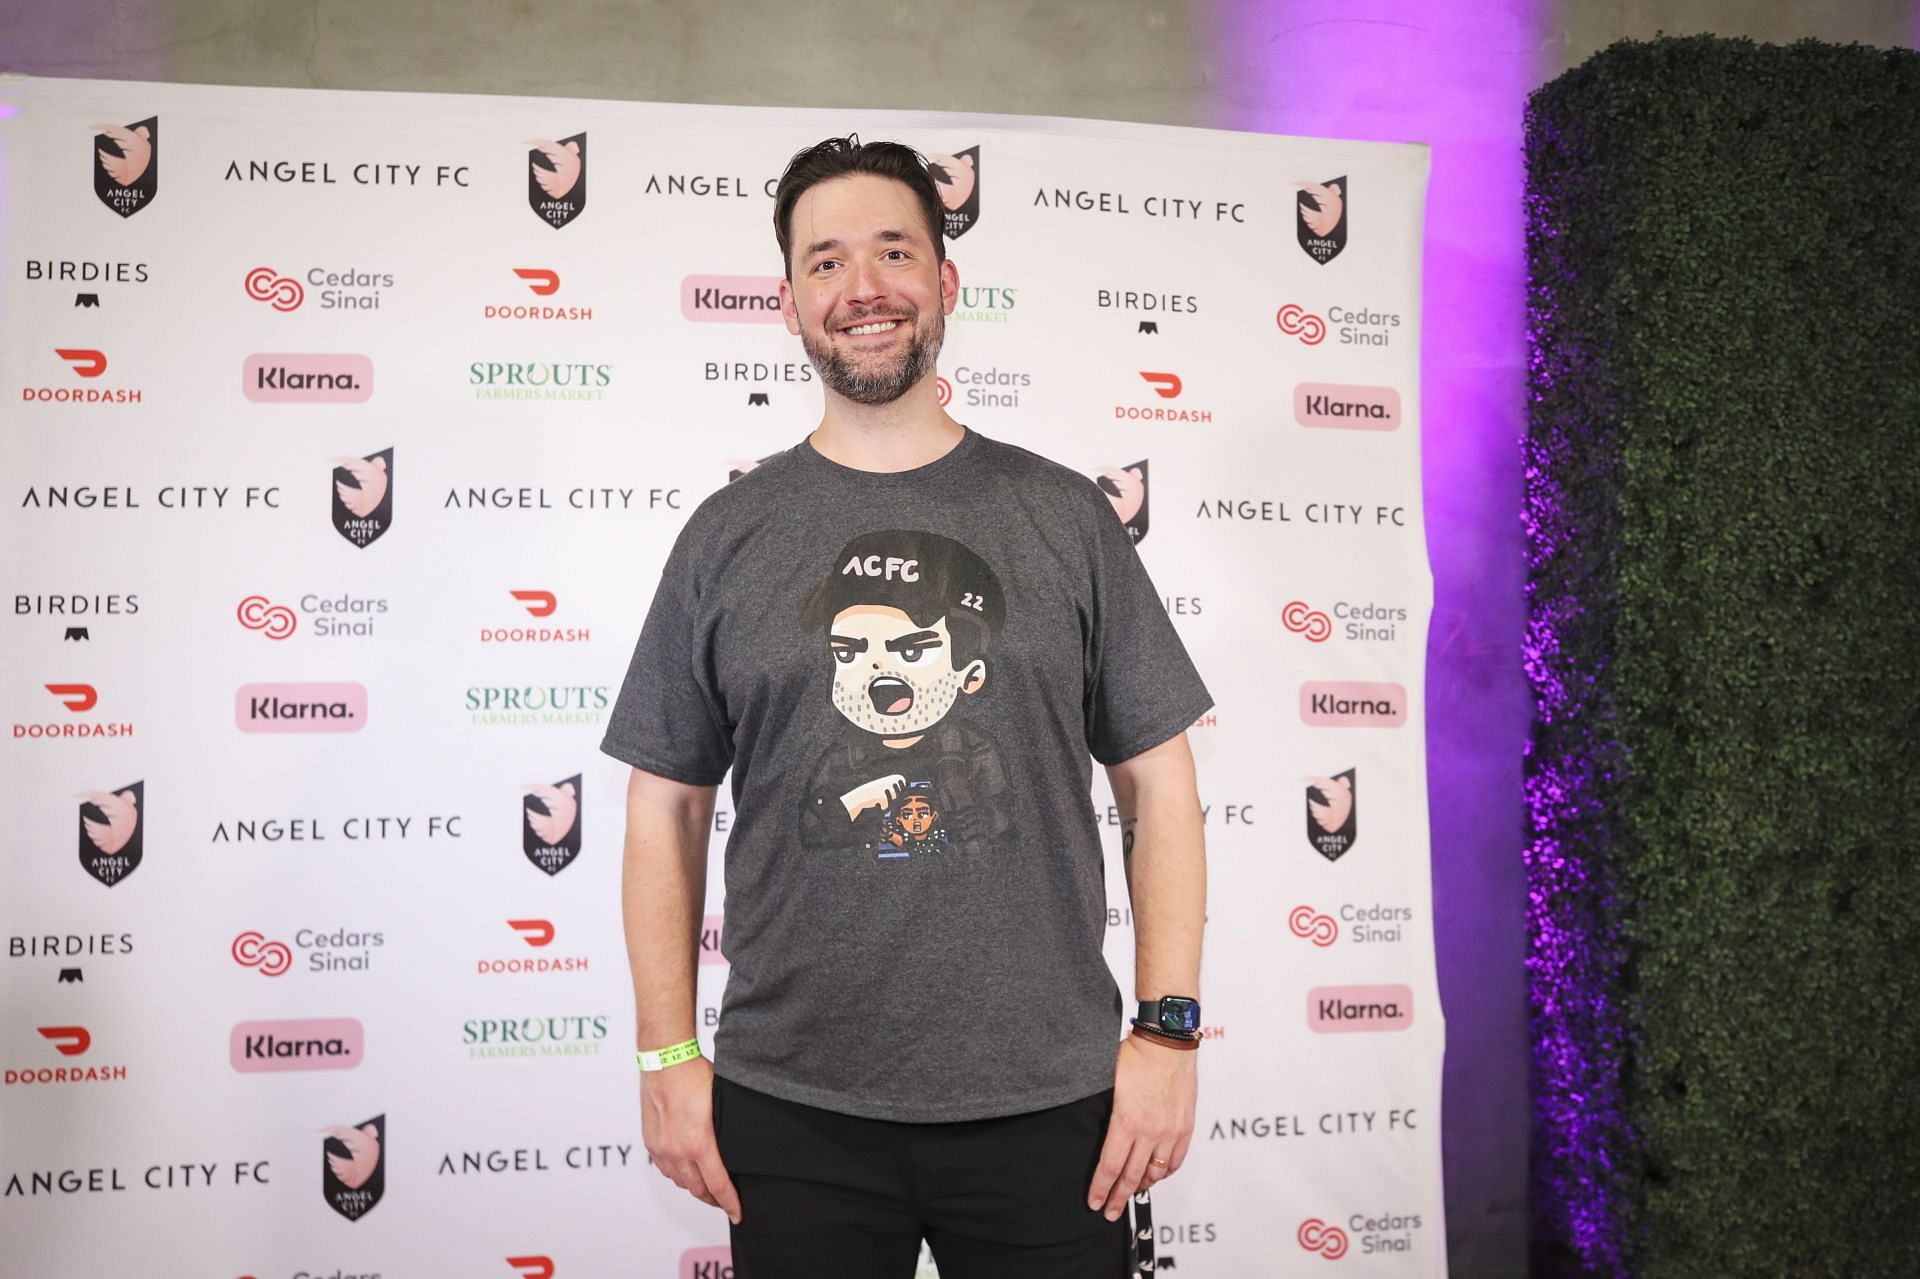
(805, 230, 915, 259)
(828, 633, 869, 652)
(803, 237, 843, 260)
(884, 630, 943, 652)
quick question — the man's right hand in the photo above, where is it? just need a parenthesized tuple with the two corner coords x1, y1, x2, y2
(640, 1056, 742, 1223)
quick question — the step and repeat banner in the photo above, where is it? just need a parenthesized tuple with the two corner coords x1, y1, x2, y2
(0, 76, 1439, 1277)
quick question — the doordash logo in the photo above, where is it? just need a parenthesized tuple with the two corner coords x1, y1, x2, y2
(22, 348, 142, 404)
(488, 268, 591, 321)
(1139, 371, 1182, 398)
(484, 590, 588, 644)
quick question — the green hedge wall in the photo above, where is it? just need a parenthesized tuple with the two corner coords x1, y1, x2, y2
(1524, 36, 1920, 1277)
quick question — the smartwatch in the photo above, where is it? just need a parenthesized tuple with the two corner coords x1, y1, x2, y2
(1135, 996, 1201, 1036)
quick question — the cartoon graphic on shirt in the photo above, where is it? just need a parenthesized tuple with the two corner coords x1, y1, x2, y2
(798, 530, 1011, 856)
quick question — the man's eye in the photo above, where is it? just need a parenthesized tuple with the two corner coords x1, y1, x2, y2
(900, 646, 924, 663)
(832, 648, 856, 664)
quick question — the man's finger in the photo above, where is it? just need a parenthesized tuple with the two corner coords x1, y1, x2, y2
(1169, 1129, 1194, 1174)
(1086, 1129, 1132, 1209)
(1103, 1142, 1154, 1220)
(696, 1144, 744, 1224)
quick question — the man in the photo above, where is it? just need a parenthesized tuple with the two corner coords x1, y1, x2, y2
(603, 136, 1211, 1278)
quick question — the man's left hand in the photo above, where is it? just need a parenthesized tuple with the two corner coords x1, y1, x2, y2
(1088, 1033, 1198, 1220)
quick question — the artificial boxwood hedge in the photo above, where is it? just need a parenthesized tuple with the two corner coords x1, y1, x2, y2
(1524, 36, 1920, 1278)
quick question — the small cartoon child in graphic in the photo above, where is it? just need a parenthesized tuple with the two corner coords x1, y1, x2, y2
(798, 530, 1011, 852)
(873, 782, 948, 857)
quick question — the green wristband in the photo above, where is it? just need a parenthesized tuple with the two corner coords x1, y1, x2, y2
(635, 1037, 702, 1072)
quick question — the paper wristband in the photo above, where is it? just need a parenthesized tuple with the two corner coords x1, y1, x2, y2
(635, 1038, 703, 1072)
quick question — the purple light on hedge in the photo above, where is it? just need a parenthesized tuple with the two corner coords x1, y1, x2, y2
(1524, 152, 1634, 1272)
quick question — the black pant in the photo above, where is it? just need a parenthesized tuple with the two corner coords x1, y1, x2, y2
(713, 1075, 1129, 1278)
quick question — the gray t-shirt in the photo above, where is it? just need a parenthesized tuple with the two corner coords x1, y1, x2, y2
(601, 428, 1211, 1122)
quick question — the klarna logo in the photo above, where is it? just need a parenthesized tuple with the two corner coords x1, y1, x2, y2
(235, 682, 367, 733)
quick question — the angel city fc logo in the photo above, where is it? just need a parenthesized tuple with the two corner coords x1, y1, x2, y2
(330, 448, 393, 548)
(321, 1113, 385, 1221)
(527, 132, 587, 229)
(91, 117, 158, 217)
(1307, 768, 1357, 862)
(1094, 460, 1150, 545)
(798, 531, 1012, 858)
(522, 775, 582, 875)
(1297, 176, 1347, 265)
(78, 780, 143, 886)
(928, 147, 980, 239)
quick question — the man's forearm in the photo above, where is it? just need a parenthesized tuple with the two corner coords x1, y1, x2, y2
(1107, 735, 1206, 1001)
(620, 768, 719, 1048)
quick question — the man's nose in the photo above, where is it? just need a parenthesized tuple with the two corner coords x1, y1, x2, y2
(842, 258, 886, 305)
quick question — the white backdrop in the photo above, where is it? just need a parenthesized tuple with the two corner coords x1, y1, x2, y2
(0, 75, 1439, 1278)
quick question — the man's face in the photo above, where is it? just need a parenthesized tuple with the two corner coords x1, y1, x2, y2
(827, 604, 984, 737)
(896, 796, 937, 837)
(780, 173, 959, 406)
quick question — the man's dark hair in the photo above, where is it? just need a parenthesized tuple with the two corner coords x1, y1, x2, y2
(773, 136, 946, 277)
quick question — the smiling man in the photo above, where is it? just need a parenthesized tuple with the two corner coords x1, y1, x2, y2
(604, 137, 1212, 1279)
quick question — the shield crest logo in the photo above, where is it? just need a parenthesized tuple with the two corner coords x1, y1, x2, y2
(330, 448, 393, 549)
(528, 132, 587, 229)
(523, 775, 583, 876)
(320, 1113, 385, 1221)
(928, 147, 980, 240)
(1296, 176, 1347, 266)
(92, 117, 158, 218)
(77, 780, 143, 887)
(1306, 769, 1357, 862)
(1095, 460, 1150, 545)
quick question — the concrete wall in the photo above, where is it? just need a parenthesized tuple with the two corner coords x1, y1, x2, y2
(5, 3, 1914, 1275)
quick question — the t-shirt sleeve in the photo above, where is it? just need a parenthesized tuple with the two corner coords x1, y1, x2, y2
(599, 524, 734, 786)
(1081, 484, 1214, 766)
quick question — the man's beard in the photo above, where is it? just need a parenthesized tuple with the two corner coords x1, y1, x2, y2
(802, 306, 944, 406)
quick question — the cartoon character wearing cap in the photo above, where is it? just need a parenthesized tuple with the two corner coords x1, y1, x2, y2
(798, 530, 1011, 854)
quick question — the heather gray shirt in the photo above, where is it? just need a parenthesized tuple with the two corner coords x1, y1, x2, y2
(601, 428, 1211, 1122)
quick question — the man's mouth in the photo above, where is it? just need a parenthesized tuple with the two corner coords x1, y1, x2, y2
(840, 317, 904, 337)
(868, 676, 914, 715)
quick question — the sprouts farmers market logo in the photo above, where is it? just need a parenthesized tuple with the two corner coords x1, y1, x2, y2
(463, 1013, 608, 1062)
(470, 359, 610, 403)
(467, 683, 609, 727)
(953, 283, 1015, 323)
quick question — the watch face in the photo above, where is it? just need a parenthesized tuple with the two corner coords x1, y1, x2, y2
(1160, 998, 1200, 1032)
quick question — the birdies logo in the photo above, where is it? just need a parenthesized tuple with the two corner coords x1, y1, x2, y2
(320, 1113, 385, 1221)
(92, 117, 158, 217)
(330, 448, 393, 549)
(1296, 178, 1347, 266)
(77, 781, 143, 887)
(528, 133, 587, 229)
(1277, 303, 1328, 346)
(1093, 460, 1150, 545)
(1306, 769, 1357, 862)
(928, 147, 980, 239)
(522, 776, 582, 876)
(1298, 1218, 1350, 1260)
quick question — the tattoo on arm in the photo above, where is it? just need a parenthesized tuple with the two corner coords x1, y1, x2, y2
(1122, 817, 1138, 863)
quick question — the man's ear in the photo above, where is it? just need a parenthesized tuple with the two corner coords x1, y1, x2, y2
(960, 659, 986, 695)
(940, 256, 960, 317)
(778, 275, 801, 336)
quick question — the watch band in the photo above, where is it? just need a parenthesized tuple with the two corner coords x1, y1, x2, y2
(1136, 995, 1202, 1035)
(635, 1037, 702, 1072)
